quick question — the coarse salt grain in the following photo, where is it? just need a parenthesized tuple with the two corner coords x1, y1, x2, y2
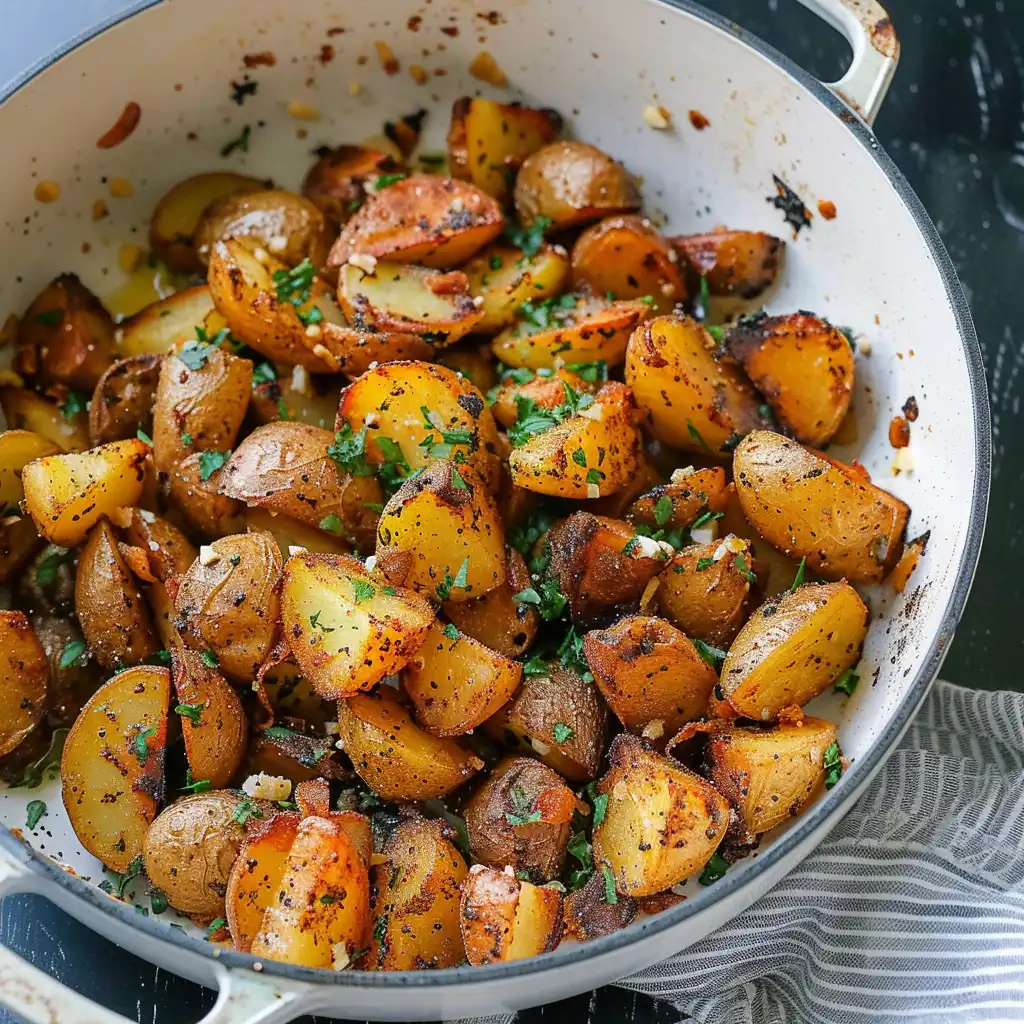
(253, 247, 270, 266)
(267, 235, 287, 254)
(148, 541, 160, 552)
(858, 338, 873, 355)
(242, 773, 292, 801)
(305, 323, 322, 338)
(364, 555, 377, 572)
(287, 101, 320, 121)
(642, 719, 665, 741)
(138, 509, 156, 523)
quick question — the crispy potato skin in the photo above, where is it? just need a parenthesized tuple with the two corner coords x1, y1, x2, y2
(164, 453, 245, 537)
(571, 215, 686, 313)
(465, 756, 575, 882)
(302, 145, 400, 227)
(514, 141, 641, 231)
(117, 286, 216, 358)
(369, 818, 468, 970)
(722, 582, 868, 720)
(143, 791, 245, 917)
(627, 467, 728, 532)
(17, 274, 115, 389)
(563, 868, 638, 941)
(706, 717, 837, 842)
(0, 612, 48, 757)
(625, 315, 768, 458)
(670, 230, 783, 298)
(733, 431, 910, 582)
(0, 388, 89, 452)
(584, 615, 718, 738)
(89, 354, 162, 445)
(727, 313, 854, 447)
(593, 734, 729, 897)
(329, 176, 505, 269)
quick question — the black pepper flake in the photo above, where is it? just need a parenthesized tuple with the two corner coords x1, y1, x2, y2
(230, 78, 258, 106)
(767, 174, 811, 234)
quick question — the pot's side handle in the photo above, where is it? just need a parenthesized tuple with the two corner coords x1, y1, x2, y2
(0, 847, 308, 1024)
(795, 0, 899, 123)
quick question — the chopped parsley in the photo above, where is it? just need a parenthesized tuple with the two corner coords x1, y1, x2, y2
(373, 914, 388, 943)
(489, 253, 503, 270)
(231, 798, 265, 825)
(374, 436, 412, 492)
(601, 863, 618, 905)
(252, 361, 277, 385)
(197, 449, 231, 481)
(571, 448, 588, 468)
(686, 420, 711, 452)
(435, 556, 470, 600)
(149, 889, 169, 915)
(517, 293, 577, 332)
(136, 428, 153, 446)
(695, 557, 715, 572)
(207, 916, 227, 937)
(823, 741, 843, 787)
(695, 275, 711, 321)
(734, 554, 758, 584)
(102, 854, 145, 900)
(272, 259, 320, 326)
(553, 722, 574, 744)
(507, 382, 595, 448)
(567, 830, 594, 889)
(181, 432, 193, 447)
(309, 610, 334, 632)
(691, 509, 724, 530)
(33, 309, 63, 326)
(319, 894, 337, 905)
(505, 787, 542, 826)
(450, 466, 469, 490)
(698, 850, 729, 886)
(36, 548, 74, 588)
(442, 623, 460, 641)
(418, 406, 474, 459)
(585, 468, 604, 486)
(706, 325, 724, 342)
(319, 514, 345, 535)
(693, 638, 726, 668)
(134, 727, 156, 766)
(654, 495, 674, 526)
(834, 669, 859, 696)
(522, 654, 549, 676)
(565, 360, 607, 382)
(25, 800, 46, 830)
(504, 215, 552, 257)
(175, 702, 204, 725)
(375, 172, 407, 190)
(327, 423, 374, 477)
(557, 626, 594, 683)
(58, 639, 88, 670)
(220, 125, 251, 157)
(587, 783, 609, 828)
(60, 390, 87, 422)
(790, 556, 807, 591)
(512, 579, 566, 621)
(352, 579, 376, 604)
(181, 775, 212, 794)
(201, 649, 219, 669)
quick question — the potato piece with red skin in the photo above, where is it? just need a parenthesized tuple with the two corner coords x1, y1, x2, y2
(89, 354, 162, 445)
(302, 145, 401, 227)
(670, 229, 783, 299)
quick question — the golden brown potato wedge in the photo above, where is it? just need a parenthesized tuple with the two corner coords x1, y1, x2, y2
(460, 866, 563, 965)
(242, 508, 350, 560)
(281, 553, 434, 698)
(889, 532, 928, 594)
(0, 429, 60, 514)
(75, 518, 158, 668)
(572, 215, 686, 313)
(337, 690, 483, 801)
(721, 581, 868, 720)
(0, 386, 89, 451)
(143, 791, 244, 917)
(21, 438, 148, 547)
(627, 466, 728, 534)
(670, 230, 783, 298)
(376, 459, 505, 601)
(514, 141, 641, 231)
(484, 667, 608, 783)
(116, 286, 216, 358)
(0, 611, 48, 757)
(508, 382, 642, 500)
(88, 354, 162, 445)
(60, 665, 169, 872)
(369, 818, 468, 971)
(149, 171, 268, 273)
(464, 244, 570, 335)
(584, 615, 718, 739)
(490, 368, 598, 431)
(301, 145, 401, 227)
(465, 756, 576, 882)
(171, 644, 248, 789)
(625, 315, 768, 458)
(337, 262, 483, 346)
(733, 431, 910, 582)
(258, 657, 334, 730)
(194, 189, 333, 272)
(328, 175, 504, 269)
(251, 815, 371, 968)
(174, 531, 282, 683)
(245, 728, 348, 786)
(492, 293, 647, 370)
(337, 361, 503, 491)
(707, 716, 838, 841)
(593, 733, 729, 897)
(163, 453, 245, 537)
(726, 313, 854, 447)
(16, 275, 114, 390)
(402, 620, 522, 736)
(658, 538, 765, 648)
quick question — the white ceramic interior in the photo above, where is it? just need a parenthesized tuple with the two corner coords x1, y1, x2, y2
(0, 0, 989, 1021)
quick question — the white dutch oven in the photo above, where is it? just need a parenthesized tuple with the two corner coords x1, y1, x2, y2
(0, 0, 990, 1021)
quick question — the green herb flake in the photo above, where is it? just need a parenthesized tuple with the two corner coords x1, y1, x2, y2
(34, 309, 63, 326)
(252, 361, 277, 385)
(834, 669, 859, 696)
(327, 423, 374, 477)
(823, 740, 843, 787)
(201, 649, 219, 669)
(36, 548, 74, 588)
(695, 557, 715, 572)
(565, 360, 607, 382)
(381, 586, 397, 596)
(522, 654, 549, 676)
(442, 623, 460, 641)
(136, 428, 153, 446)
(181, 432, 193, 447)
(691, 509, 724, 530)
(25, 800, 46, 830)
(505, 786, 542, 826)
(696, 275, 711, 320)
(734, 554, 758, 584)
(571, 448, 588, 468)
(207, 916, 227, 937)
(585, 468, 604, 486)
(373, 914, 388, 943)
(453, 556, 470, 590)
(693, 638, 726, 668)
(58, 639, 88, 670)
(698, 850, 729, 886)
(60, 390, 87, 422)
(272, 258, 317, 319)
(220, 124, 251, 157)
(197, 449, 230, 481)
(181, 777, 213, 794)
(654, 495, 674, 526)
(149, 889, 169, 915)
(553, 722, 574, 744)
(14, 728, 68, 790)
(232, 798, 265, 825)
(591, 792, 609, 828)
(375, 172, 407, 190)
(686, 420, 712, 452)
(490, 253, 503, 270)
(790, 556, 807, 592)
(319, 514, 345, 535)
(352, 579, 376, 604)
(175, 702, 204, 725)
(504, 215, 552, 258)
(319, 894, 337, 905)
(706, 324, 724, 342)
(134, 727, 156, 766)
(601, 863, 618, 904)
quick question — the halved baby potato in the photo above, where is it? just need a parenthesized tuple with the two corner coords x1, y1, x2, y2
(116, 286, 216, 358)
(0, 611, 48, 757)
(164, 453, 245, 537)
(328, 175, 504, 269)
(627, 466, 728, 533)
(490, 368, 597, 430)
(60, 664, 170, 872)
(302, 144, 401, 227)
(0, 429, 60, 513)
(670, 229, 783, 298)
(89, 354, 162, 445)
(0, 387, 89, 452)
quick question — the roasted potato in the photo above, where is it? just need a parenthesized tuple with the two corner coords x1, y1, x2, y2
(508, 383, 642, 500)
(21, 438, 148, 547)
(484, 667, 607, 783)
(726, 313, 854, 447)
(171, 644, 248, 789)
(492, 293, 648, 370)
(88, 354, 162, 445)
(625, 315, 768, 457)
(0, 516, 44, 585)
(328, 176, 504, 269)
(0, 611, 48, 756)
(337, 361, 503, 492)
(369, 818, 468, 970)
(584, 615, 718, 739)
(281, 553, 434, 697)
(164, 453, 245, 537)
(733, 431, 910, 582)
(514, 141, 641, 231)
(658, 538, 766, 648)
(143, 791, 245, 917)
(706, 716, 838, 842)
(60, 665, 169, 872)
(194, 189, 333, 273)
(592, 734, 729, 897)
(222, 422, 382, 552)
(463, 244, 570, 334)
(460, 866, 563, 965)
(337, 690, 483, 801)
(627, 467, 728, 533)
(670, 230, 783, 298)
(116, 286, 216, 358)
(721, 581, 868, 720)
(257, 657, 334, 730)
(448, 98, 562, 203)
(302, 145, 401, 227)
(149, 171, 268, 273)
(571, 215, 686, 313)
(251, 814, 372, 968)
(75, 518, 159, 668)
(337, 262, 483, 346)
(246, 728, 348, 786)
(0, 429, 60, 514)
(376, 459, 505, 601)
(249, 366, 343, 429)
(402, 620, 522, 736)
(16, 274, 115, 389)
(435, 339, 500, 395)
(563, 869, 638, 941)
(490, 368, 598, 430)
(465, 756, 576, 882)
(0, 386, 89, 451)
(243, 507, 350, 560)
(174, 531, 282, 683)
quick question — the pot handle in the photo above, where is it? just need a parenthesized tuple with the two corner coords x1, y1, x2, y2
(0, 847, 307, 1024)
(794, 0, 899, 123)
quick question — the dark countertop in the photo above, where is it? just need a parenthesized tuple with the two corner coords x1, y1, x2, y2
(0, 0, 1014, 1021)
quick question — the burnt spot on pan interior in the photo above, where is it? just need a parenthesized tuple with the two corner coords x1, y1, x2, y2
(767, 174, 812, 234)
